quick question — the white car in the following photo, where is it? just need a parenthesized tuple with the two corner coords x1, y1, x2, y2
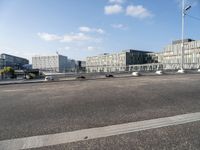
(45, 76, 59, 81)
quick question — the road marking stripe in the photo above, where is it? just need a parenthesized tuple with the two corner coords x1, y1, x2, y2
(0, 112, 200, 150)
(2, 89, 29, 92)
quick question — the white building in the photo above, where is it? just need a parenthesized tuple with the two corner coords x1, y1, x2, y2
(32, 55, 74, 72)
(158, 39, 200, 69)
(86, 49, 154, 73)
(129, 39, 200, 71)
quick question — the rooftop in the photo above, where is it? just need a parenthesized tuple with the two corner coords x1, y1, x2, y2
(172, 39, 195, 45)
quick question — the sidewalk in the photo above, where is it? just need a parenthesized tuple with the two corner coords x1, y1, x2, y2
(0, 79, 45, 85)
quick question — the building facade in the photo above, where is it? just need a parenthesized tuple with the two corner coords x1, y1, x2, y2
(0, 58, 5, 69)
(32, 55, 76, 72)
(0, 53, 29, 70)
(66, 59, 76, 72)
(158, 39, 200, 69)
(128, 39, 200, 71)
(75, 60, 86, 72)
(86, 49, 155, 72)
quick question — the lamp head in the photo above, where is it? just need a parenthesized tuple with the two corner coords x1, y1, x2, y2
(185, 5, 191, 11)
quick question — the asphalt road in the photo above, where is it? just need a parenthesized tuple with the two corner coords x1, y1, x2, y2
(32, 122, 200, 150)
(0, 74, 200, 149)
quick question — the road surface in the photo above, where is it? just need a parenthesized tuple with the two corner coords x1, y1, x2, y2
(0, 74, 200, 149)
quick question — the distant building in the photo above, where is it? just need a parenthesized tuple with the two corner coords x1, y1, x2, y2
(0, 53, 29, 70)
(32, 55, 76, 72)
(0, 58, 5, 69)
(120, 39, 200, 72)
(158, 39, 200, 68)
(23, 64, 32, 70)
(75, 60, 86, 72)
(86, 49, 155, 72)
(66, 59, 76, 72)
(81, 61, 86, 68)
(172, 39, 195, 45)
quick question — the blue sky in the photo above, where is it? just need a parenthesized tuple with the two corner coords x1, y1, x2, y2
(0, 0, 199, 62)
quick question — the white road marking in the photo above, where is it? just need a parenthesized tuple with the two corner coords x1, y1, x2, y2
(1, 85, 82, 93)
(2, 89, 29, 92)
(0, 112, 200, 150)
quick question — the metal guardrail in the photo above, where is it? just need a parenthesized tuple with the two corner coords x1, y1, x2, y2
(36, 63, 200, 74)
(129, 63, 200, 71)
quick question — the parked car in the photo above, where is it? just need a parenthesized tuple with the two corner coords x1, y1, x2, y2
(105, 74, 114, 78)
(76, 76, 86, 80)
(45, 76, 59, 81)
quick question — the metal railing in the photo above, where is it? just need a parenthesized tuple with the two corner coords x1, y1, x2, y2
(35, 63, 200, 74)
(129, 63, 200, 71)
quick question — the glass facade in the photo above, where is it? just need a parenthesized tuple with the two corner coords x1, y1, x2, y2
(0, 53, 29, 70)
(0, 58, 5, 69)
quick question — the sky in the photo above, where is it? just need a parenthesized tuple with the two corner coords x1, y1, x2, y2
(0, 0, 199, 62)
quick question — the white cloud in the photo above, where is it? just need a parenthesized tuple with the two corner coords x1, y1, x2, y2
(37, 32, 62, 41)
(87, 46, 100, 51)
(126, 5, 153, 19)
(109, 0, 125, 4)
(79, 27, 91, 32)
(111, 24, 127, 30)
(38, 32, 95, 43)
(104, 4, 123, 15)
(58, 46, 101, 52)
(87, 46, 96, 51)
(96, 29, 105, 34)
(79, 26, 105, 34)
(61, 33, 91, 43)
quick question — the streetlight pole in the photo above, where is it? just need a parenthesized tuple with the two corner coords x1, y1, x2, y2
(181, 0, 185, 71)
(178, 0, 191, 73)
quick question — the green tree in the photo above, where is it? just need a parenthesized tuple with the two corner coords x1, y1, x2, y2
(0, 69, 4, 79)
(4, 67, 15, 74)
(1, 67, 15, 78)
(0, 69, 4, 74)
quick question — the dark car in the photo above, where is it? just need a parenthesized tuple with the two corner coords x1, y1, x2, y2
(105, 74, 114, 78)
(76, 76, 86, 79)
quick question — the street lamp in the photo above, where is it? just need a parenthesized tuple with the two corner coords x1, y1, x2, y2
(178, 0, 191, 73)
